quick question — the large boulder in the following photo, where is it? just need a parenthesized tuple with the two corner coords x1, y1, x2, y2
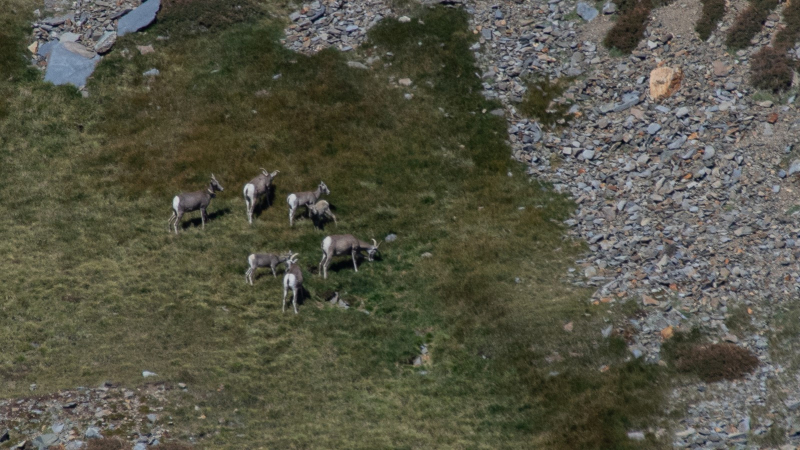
(118, 0, 161, 37)
(649, 66, 682, 101)
(44, 42, 100, 88)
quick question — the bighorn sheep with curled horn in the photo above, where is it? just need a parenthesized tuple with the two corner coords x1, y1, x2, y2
(309, 200, 337, 228)
(286, 181, 330, 226)
(282, 253, 303, 314)
(167, 174, 224, 234)
(318, 235, 381, 279)
(243, 168, 280, 225)
(245, 250, 292, 285)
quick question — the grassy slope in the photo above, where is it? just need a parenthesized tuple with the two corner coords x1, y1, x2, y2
(0, 2, 666, 448)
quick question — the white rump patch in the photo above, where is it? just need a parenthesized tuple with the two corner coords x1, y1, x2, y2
(172, 195, 181, 213)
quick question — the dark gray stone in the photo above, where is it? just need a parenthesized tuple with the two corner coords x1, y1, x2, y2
(576, 2, 599, 21)
(118, 0, 161, 37)
(33, 434, 58, 449)
(44, 42, 100, 88)
(38, 40, 58, 58)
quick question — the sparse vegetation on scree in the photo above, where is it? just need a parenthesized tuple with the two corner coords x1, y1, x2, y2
(748, 0, 800, 93)
(695, 0, 725, 41)
(1, 0, 676, 448)
(725, 0, 779, 50)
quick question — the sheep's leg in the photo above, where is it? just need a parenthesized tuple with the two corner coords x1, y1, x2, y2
(168, 212, 176, 233)
(293, 287, 299, 314)
(319, 253, 327, 279)
(289, 206, 295, 227)
(245, 196, 252, 224)
(352, 250, 358, 272)
(282, 283, 288, 313)
(272, 265, 277, 277)
(200, 208, 207, 229)
(245, 267, 252, 284)
(328, 211, 338, 226)
(174, 212, 183, 234)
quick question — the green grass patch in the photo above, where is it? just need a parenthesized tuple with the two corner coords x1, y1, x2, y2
(518, 76, 574, 129)
(0, 2, 668, 448)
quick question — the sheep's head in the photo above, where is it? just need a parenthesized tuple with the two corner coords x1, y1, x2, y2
(367, 239, 382, 261)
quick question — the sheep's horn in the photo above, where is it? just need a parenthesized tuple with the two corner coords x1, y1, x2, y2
(211, 173, 217, 180)
(291, 253, 300, 259)
(260, 167, 268, 174)
(372, 239, 377, 247)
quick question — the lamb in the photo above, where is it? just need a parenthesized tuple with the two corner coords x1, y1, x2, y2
(286, 181, 330, 226)
(282, 253, 303, 314)
(167, 174, 224, 234)
(318, 235, 381, 279)
(245, 250, 292, 285)
(309, 200, 337, 228)
(243, 168, 280, 225)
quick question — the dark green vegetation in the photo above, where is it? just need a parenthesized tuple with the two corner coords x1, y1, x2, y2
(603, 0, 654, 54)
(662, 329, 759, 383)
(748, 0, 800, 93)
(518, 76, 574, 129)
(750, 46, 794, 93)
(695, 0, 726, 41)
(725, 0, 779, 50)
(1, 1, 669, 448)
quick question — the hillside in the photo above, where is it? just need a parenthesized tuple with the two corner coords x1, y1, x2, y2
(2, 0, 800, 448)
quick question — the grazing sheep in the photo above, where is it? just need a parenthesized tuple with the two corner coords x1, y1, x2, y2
(245, 250, 292, 285)
(282, 253, 303, 314)
(243, 168, 280, 224)
(318, 235, 380, 279)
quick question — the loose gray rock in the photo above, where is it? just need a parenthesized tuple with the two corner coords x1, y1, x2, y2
(385, 233, 397, 242)
(43, 43, 101, 88)
(118, 0, 161, 37)
(33, 434, 58, 449)
(788, 160, 800, 176)
(602, 2, 616, 14)
(576, 2, 599, 21)
(94, 32, 117, 55)
(347, 61, 369, 70)
(84, 427, 102, 439)
(143, 68, 160, 77)
(646, 123, 661, 135)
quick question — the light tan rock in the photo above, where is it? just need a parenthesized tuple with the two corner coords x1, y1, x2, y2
(28, 41, 38, 54)
(649, 66, 683, 101)
(660, 326, 674, 340)
(62, 41, 96, 59)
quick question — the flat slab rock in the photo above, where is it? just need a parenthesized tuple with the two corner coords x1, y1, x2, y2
(44, 42, 100, 88)
(118, 0, 161, 36)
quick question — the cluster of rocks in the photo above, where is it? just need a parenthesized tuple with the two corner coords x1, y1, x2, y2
(466, 0, 800, 445)
(29, 0, 160, 88)
(0, 381, 179, 449)
(282, 0, 397, 54)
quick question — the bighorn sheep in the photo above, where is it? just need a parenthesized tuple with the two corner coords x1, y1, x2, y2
(318, 235, 381, 279)
(309, 200, 337, 228)
(245, 250, 292, 285)
(286, 181, 330, 227)
(282, 253, 303, 314)
(167, 174, 224, 234)
(243, 168, 280, 225)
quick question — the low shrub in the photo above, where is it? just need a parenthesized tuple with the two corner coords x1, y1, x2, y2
(603, 3, 652, 53)
(725, 0, 779, 50)
(774, 0, 800, 49)
(750, 46, 794, 93)
(695, 0, 726, 40)
(673, 343, 759, 382)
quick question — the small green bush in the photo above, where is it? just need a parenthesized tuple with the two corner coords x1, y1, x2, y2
(518, 77, 573, 129)
(725, 0, 779, 50)
(750, 46, 794, 93)
(695, 0, 726, 40)
(603, 4, 652, 53)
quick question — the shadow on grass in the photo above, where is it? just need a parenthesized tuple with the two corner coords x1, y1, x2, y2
(180, 207, 231, 230)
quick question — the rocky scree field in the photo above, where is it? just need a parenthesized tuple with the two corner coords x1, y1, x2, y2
(0, 0, 678, 449)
